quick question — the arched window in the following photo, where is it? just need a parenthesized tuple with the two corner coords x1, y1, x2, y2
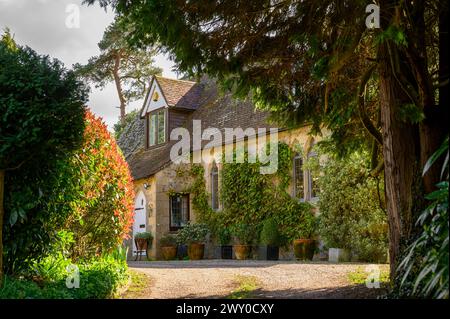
(307, 140, 320, 200)
(211, 162, 219, 211)
(293, 153, 304, 200)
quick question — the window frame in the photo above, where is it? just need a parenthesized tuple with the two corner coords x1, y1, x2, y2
(307, 150, 320, 202)
(169, 194, 190, 231)
(146, 107, 167, 149)
(293, 153, 305, 201)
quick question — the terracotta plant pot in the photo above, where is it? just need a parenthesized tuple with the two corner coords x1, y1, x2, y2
(188, 243, 205, 260)
(161, 246, 177, 260)
(234, 245, 252, 260)
(135, 238, 148, 251)
(293, 239, 316, 261)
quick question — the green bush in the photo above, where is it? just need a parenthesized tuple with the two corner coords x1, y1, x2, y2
(176, 223, 209, 244)
(1, 30, 87, 275)
(134, 231, 153, 240)
(216, 226, 232, 246)
(231, 224, 258, 245)
(260, 218, 282, 246)
(0, 247, 129, 299)
(314, 147, 388, 262)
(160, 234, 177, 247)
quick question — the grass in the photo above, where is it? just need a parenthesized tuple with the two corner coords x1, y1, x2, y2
(119, 270, 152, 299)
(227, 275, 261, 299)
(348, 266, 390, 285)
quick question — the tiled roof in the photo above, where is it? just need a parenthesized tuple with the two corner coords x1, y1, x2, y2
(155, 76, 201, 110)
(119, 77, 278, 180)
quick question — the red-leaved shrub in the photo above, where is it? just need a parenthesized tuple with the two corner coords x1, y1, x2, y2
(63, 110, 135, 258)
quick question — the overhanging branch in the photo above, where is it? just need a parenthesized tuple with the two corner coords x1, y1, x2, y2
(358, 64, 383, 146)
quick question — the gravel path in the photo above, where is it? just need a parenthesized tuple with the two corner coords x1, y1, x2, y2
(128, 260, 388, 299)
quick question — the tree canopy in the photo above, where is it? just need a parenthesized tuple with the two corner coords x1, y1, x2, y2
(74, 17, 162, 121)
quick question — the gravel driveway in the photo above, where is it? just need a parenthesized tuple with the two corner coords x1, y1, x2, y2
(127, 260, 388, 299)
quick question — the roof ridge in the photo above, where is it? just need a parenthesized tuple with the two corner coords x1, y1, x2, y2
(155, 75, 197, 84)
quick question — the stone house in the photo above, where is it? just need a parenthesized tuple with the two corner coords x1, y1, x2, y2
(118, 75, 323, 260)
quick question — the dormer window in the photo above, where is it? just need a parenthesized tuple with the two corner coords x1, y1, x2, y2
(147, 108, 166, 147)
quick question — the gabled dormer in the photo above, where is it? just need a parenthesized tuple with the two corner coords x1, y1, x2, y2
(140, 76, 200, 149)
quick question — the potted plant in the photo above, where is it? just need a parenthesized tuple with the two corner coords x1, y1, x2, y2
(231, 224, 257, 260)
(175, 232, 188, 260)
(135, 231, 153, 252)
(159, 234, 177, 260)
(260, 218, 282, 261)
(216, 226, 232, 259)
(177, 223, 209, 260)
(293, 211, 318, 261)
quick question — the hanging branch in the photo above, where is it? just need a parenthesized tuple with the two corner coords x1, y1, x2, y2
(357, 64, 383, 146)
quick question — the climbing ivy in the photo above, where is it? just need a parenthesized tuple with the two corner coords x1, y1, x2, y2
(187, 142, 315, 245)
(189, 164, 216, 224)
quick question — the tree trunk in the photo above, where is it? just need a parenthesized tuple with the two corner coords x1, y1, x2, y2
(377, 1, 421, 280)
(113, 51, 126, 123)
(0, 169, 5, 287)
(378, 51, 421, 279)
(377, 0, 446, 281)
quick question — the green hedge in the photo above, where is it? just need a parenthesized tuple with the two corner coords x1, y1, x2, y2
(0, 248, 129, 299)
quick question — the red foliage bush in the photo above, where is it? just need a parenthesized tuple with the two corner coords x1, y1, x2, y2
(63, 110, 135, 258)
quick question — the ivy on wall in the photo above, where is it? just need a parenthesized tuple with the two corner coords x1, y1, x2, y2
(186, 142, 315, 244)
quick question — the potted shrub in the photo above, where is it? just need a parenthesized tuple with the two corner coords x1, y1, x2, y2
(134, 231, 153, 252)
(159, 234, 177, 260)
(134, 231, 153, 261)
(231, 224, 257, 260)
(260, 218, 282, 261)
(216, 226, 232, 259)
(177, 223, 209, 260)
(293, 211, 318, 261)
(175, 233, 188, 260)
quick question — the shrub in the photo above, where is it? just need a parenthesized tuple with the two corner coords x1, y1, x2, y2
(159, 234, 177, 247)
(1, 30, 87, 275)
(278, 202, 317, 242)
(315, 148, 388, 262)
(176, 223, 209, 244)
(0, 247, 129, 299)
(134, 231, 153, 240)
(216, 226, 232, 246)
(134, 231, 153, 249)
(231, 224, 258, 245)
(58, 111, 135, 259)
(260, 218, 282, 246)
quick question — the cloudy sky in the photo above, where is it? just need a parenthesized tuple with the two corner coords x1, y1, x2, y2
(0, 0, 177, 129)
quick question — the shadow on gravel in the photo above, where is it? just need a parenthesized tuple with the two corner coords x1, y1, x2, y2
(127, 260, 367, 269)
(180, 284, 388, 299)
